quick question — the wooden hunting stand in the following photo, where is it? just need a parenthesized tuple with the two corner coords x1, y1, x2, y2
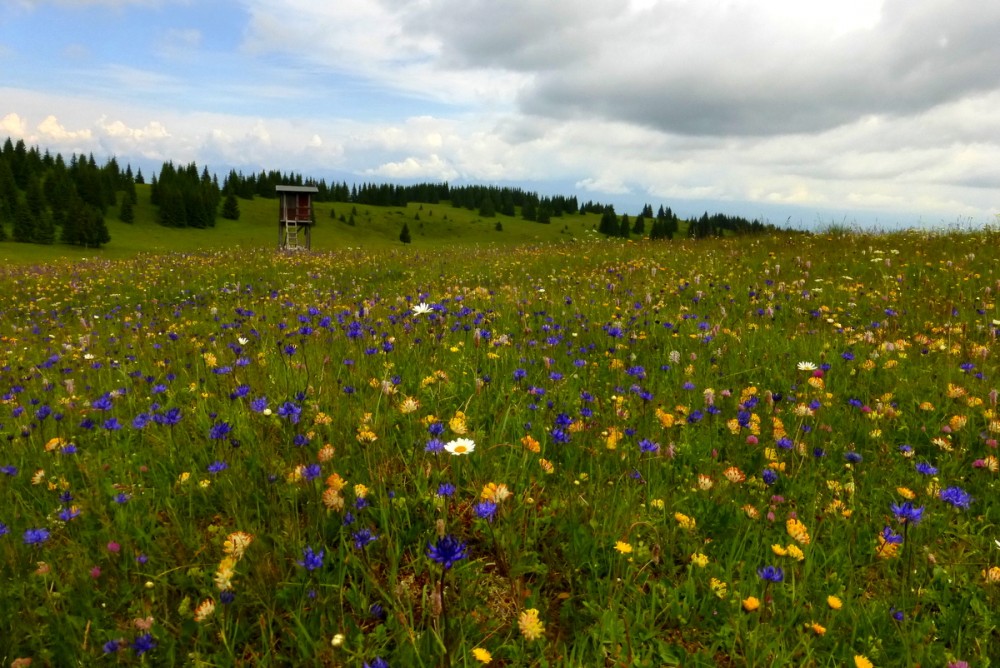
(276, 185, 318, 250)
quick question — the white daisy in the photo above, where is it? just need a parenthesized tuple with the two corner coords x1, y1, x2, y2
(444, 438, 476, 456)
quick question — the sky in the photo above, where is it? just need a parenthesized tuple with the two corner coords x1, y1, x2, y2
(2, 0, 1000, 229)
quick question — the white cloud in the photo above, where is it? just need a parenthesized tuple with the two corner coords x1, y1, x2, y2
(0, 112, 28, 136)
(37, 114, 92, 141)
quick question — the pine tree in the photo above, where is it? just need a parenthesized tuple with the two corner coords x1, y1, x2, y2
(12, 200, 34, 242)
(221, 191, 240, 220)
(619, 214, 630, 238)
(35, 211, 55, 244)
(632, 214, 645, 236)
(119, 195, 135, 223)
(399, 222, 412, 244)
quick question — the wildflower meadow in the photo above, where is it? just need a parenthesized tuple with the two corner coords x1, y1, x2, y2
(1, 229, 998, 666)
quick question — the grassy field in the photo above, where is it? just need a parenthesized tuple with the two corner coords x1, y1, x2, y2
(1, 221, 999, 666)
(0, 186, 607, 265)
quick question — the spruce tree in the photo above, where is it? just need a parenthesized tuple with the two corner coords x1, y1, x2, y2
(119, 196, 135, 223)
(35, 211, 55, 244)
(222, 191, 240, 220)
(399, 222, 411, 244)
(12, 200, 34, 242)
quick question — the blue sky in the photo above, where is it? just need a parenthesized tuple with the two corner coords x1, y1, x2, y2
(3, 0, 1000, 228)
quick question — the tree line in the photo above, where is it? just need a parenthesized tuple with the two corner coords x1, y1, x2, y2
(0, 137, 118, 247)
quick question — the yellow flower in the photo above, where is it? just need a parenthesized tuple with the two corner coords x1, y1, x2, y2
(615, 541, 633, 554)
(538, 458, 554, 474)
(518, 608, 545, 641)
(827, 595, 843, 610)
(674, 512, 696, 531)
(223, 531, 254, 560)
(214, 557, 236, 591)
(690, 552, 709, 568)
(785, 544, 805, 561)
(449, 411, 468, 434)
(854, 656, 874, 668)
(322, 488, 345, 510)
(317, 444, 336, 462)
(709, 577, 728, 599)
(742, 596, 760, 612)
(771, 544, 788, 557)
(481, 482, 511, 503)
(521, 434, 540, 452)
(983, 566, 1000, 584)
(723, 466, 746, 483)
(398, 396, 420, 414)
(805, 621, 826, 636)
(194, 598, 216, 622)
(353, 484, 369, 499)
(896, 486, 915, 500)
(471, 648, 492, 664)
(786, 518, 811, 544)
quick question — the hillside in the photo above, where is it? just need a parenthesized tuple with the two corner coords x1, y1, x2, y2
(0, 185, 615, 265)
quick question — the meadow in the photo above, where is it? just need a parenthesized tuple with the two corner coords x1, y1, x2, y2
(1, 225, 998, 667)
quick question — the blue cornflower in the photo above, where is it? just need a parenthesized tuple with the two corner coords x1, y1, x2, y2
(220, 590, 236, 604)
(915, 462, 938, 475)
(473, 500, 498, 522)
(881, 526, 904, 544)
(209, 421, 232, 440)
(277, 401, 301, 423)
(939, 486, 973, 509)
(250, 396, 268, 413)
(297, 546, 325, 571)
(427, 534, 468, 570)
(103, 417, 123, 430)
(92, 395, 113, 411)
(363, 659, 389, 668)
(301, 464, 321, 481)
(845, 451, 863, 464)
(207, 460, 228, 474)
(0, 522, 9, 536)
(114, 493, 131, 504)
(761, 469, 778, 486)
(428, 421, 445, 436)
(132, 413, 150, 429)
(776, 437, 794, 450)
(23, 527, 50, 545)
(757, 565, 784, 582)
(425, 438, 445, 454)
(369, 602, 387, 621)
(102, 639, 122, 654)
(638, 438, 659, 453)
(436, 482, 456, 497)
(352, 528, 378, 550)
(131, 633, 157, 656)
(890, 501, 924, 525)
(0, 465, 17, 476)
(60, 444, 77, 455)
(58, 506, 81, 521)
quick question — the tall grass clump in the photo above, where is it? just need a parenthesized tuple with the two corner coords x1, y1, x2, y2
(0, 230, 998, 666)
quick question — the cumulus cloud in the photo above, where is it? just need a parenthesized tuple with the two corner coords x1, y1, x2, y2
(37, 114, 92, 141)
(0, 112, 28, 136)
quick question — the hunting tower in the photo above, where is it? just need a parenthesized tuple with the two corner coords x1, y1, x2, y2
(276, 185, 318, 250)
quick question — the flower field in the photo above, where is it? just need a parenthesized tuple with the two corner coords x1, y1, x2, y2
(1, 230, 999, 666)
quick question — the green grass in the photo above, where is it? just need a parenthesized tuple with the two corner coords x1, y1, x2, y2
(1, 228, 999, 666)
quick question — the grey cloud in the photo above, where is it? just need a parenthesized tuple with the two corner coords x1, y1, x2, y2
(393, 0, 1000, 137)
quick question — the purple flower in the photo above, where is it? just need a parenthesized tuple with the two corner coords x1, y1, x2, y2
(58, 506, 81, 521)
(436, 482, 456, 497)
(131, 633, 156, 656)
(915, 462, 938, 475)
(939, 486, 973, 509)
(473, 500, 498, 522)
(23, 527, 50, 545)
(0, 522, 10, 536)
(424, 438, 445, 454)
(207, 460, 228, 474)
(297, 546, 325, 571)
(427, 534, 468, 570)
(301, 464, 321, 481)
(761, 469, 778, 486)
(881, 526, 904, 545)
(638, 438, 659, 453)
(757, 565, 784, 582)
(352, 528, 378, 550)
(250, 396, 268, 413)
(890, 501, 924, 525)
(277, 401, 301, 424)
(209, 421, 232, 440)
